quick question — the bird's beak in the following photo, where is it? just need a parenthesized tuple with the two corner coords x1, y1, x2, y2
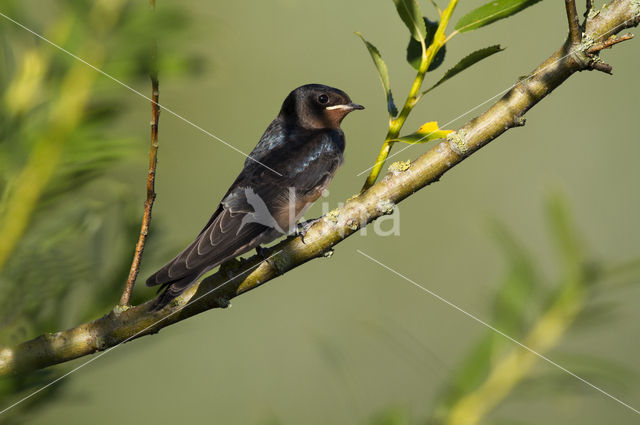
(326, 103, 365, 111)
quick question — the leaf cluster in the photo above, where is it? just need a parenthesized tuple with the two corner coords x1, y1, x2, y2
(358, 0, 545, 190)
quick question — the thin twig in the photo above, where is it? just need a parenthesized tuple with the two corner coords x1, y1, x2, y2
(120, 0, 160, 306)
(565, 0, 583, 44)
(587, 32, 634, 53)
(590, 60, 614, 74)
(120, 76, 160, 306)
(585, 0, 594, 19)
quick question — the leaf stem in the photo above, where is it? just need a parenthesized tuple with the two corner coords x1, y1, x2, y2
(443, 29, 459, 44)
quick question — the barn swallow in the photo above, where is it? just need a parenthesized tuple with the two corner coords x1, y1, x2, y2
(147, 84, 363, 309)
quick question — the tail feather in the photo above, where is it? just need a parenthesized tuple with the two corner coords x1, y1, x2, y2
(148, 273, 199, 311)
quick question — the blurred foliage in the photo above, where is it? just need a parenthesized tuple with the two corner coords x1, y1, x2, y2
(291, 195, 639, 425)
(0, 0, 200, 422)
(422, 195, 640, 424)
(368, 407, 412, 425)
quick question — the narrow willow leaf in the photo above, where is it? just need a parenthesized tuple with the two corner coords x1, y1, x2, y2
(393, 121, 453, 144)
(393, 0, 427, 41)
(424, 45, 504, 93)
(406, 18, 446, 71)
(356, 33, 398, 117)
(455, 0, 543, 33)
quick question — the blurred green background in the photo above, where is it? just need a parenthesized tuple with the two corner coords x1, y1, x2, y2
(1, 0, 639, 424)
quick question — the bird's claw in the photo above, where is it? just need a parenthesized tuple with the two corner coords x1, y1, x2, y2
(295, 218, 322, 244)
(256, 246, 268, 259)
(255, 246, 282, 275)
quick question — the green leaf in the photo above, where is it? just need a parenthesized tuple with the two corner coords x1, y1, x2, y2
(406, 18, 446, 71)
(455, 0, 543, 33)
(356, 33, 398, 117)
(424, 45, 504, 93)
(393, 0, 427, 41)
(393, 121, 453, 144)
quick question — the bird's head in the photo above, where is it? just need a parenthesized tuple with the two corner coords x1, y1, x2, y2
(279, 84, 364, 129)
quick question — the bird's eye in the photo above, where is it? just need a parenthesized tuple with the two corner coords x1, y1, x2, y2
(318, 94, 329, 104)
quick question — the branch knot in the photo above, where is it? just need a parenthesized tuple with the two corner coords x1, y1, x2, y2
(447, 130, 468, 156)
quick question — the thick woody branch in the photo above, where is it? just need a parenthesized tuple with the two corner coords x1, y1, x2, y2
(0, 0, 637, 378)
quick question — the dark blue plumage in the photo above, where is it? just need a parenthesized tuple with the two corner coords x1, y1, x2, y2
(146, 84, 363, 309)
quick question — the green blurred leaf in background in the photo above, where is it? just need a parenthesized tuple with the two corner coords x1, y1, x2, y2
(0, 0, 201, 421)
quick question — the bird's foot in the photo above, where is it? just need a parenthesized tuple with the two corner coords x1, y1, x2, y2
(295, 217, 322, 244)
(256, 246, 282, 275)
(256, 245, 270, 260)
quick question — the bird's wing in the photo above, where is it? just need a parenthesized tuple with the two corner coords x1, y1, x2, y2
(145, 199, 273, 288)
(146, 129, 344, 305)
(250, 128, 344, 231)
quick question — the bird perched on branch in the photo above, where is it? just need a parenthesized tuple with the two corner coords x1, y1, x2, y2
(147, 84, 363, 309)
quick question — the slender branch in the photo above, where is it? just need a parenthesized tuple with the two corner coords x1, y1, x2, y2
(120, 76, 160, 306)
(565, 0, 583, 44)
(585, 0, 594, 19)
(0, 0, 637, 377)
(120, 1, 160, 306)
(587, 32, 634, 53)
(590, 61, 614, 74)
